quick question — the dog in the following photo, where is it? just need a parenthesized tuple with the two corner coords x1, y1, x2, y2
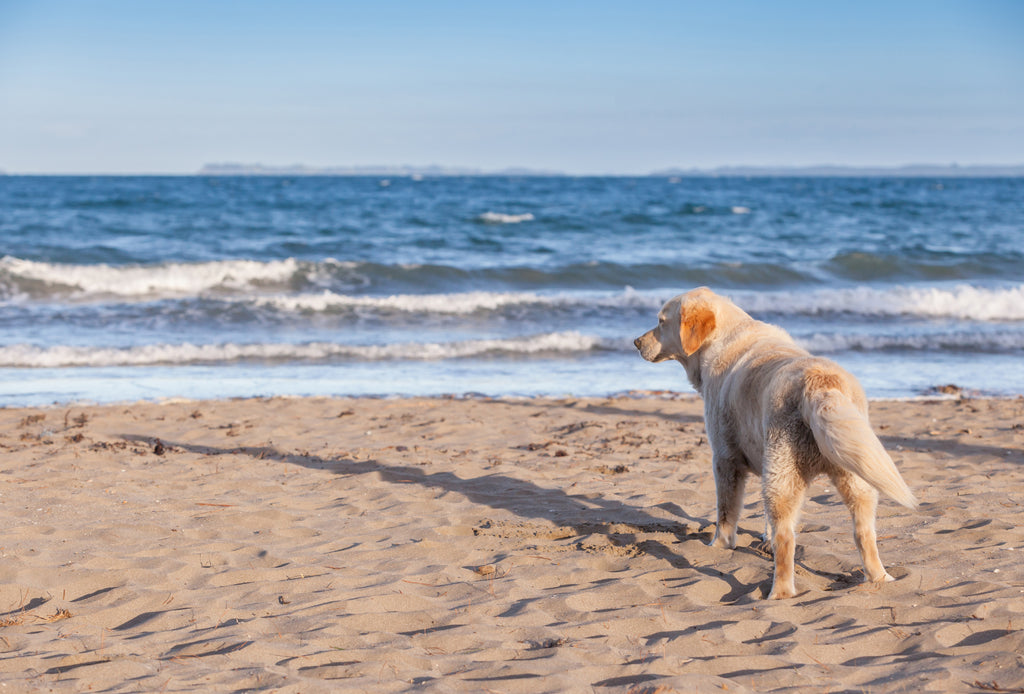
(634, 287, 916, 599)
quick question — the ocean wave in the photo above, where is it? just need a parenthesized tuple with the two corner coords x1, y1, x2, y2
(798, 330, 1024, 354)
(826, 250, 1023, 282)
(244, 283, 1024, 321)
(4, 249, 1013, 302)
(0, 331, 610, 368)
(5, 323, 1019, 370)
(251, 287, 660, 315)
(3, 254, 1022, 323)
(735, 284, 1024, 322)
(0, 256, 695, 301)
(477, 211, 535, 224)
(0, 255, 305, 299)
(255, 289, 552, 314)
(670, 204, 752, 216)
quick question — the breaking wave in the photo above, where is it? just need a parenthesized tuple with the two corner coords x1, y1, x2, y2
(2, 256, 1023, 323)
(258, 283, 1024, 321)
(799, 330, 1024, 354)
(476, 211, 535, 224)
(0, 331, 611, 368)
(734, 284, 1024, 322)
(0, 255, 304, 299)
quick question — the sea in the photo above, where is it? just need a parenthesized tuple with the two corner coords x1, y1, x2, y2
(1, 175, 1022, 407)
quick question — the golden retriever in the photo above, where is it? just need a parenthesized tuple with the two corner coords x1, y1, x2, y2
(634, 287, 916, 599)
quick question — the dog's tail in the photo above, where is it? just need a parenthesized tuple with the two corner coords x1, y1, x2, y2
(801, 387, 917, 509)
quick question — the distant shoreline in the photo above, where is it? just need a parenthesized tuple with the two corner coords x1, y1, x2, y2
(198, 163, 1024, 178)
(3, 164, 1023, 178)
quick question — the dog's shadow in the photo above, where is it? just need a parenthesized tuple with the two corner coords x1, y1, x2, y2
(123, 434, 775, 601)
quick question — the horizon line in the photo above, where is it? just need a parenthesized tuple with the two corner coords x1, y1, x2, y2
(3, 162, 1024, 177)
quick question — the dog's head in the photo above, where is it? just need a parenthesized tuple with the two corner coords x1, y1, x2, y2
(634, 287, 718, 364)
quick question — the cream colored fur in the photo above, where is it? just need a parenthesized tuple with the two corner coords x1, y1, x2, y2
(634, 287, 916, 599)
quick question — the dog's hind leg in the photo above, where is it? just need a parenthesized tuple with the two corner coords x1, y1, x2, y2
(707, 454, 749, 549)
(830, 469, 894, 584)
(763, 444, 808, 599)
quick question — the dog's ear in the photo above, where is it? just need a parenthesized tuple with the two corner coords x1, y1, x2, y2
(680, 302, 715, 356)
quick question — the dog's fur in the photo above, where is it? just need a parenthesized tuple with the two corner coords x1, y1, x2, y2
(634, 287, 916, 599)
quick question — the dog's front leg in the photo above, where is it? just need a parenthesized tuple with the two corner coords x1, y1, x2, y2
(707, 454, 748, 549)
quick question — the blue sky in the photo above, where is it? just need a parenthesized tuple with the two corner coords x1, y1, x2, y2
(1, 1, 1021, 173)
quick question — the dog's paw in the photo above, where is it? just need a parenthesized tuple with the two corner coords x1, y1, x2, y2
(706, 534, 735, 549)
(767, 584, 797, 600)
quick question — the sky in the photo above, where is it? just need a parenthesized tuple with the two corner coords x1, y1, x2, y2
(0, 1, 1022, 174)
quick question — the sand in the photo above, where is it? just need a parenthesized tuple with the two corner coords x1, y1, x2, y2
(1, 393, 1023, 692)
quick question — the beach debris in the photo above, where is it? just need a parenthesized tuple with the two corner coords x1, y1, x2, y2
(153, 439, 166, 456)
(63, 411, 88, 428)
(520, 440, 554, 451)
(593, 464, 630, 475)
(973, 682, 1024, 693)
(18, 414, 45, 428)
(523, 637, 567, 650)
(0, 607, 72, 627)
(472, 564, 496, 577)
(554, 421, 600, 436)
(48, 608, 72, 622)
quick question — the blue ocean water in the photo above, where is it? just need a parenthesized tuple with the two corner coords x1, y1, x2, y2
(1, 175, 1022, 406)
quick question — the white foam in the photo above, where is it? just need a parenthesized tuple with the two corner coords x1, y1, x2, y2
(0, 255, 302, 298)
(731, 206, 751, 214)
(0, 332, 607, 368)
(799, 330, 1024, 353)
(735, 284, 1024, 322)
(255, 289, 550, 314)
(254, 287, 664, 315)
(477, 211, 535, 224)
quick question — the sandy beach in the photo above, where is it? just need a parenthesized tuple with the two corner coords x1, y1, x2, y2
(2, 393, 1023, 692)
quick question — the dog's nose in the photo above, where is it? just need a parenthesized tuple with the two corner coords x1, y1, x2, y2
(633, 337, 641, 350)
